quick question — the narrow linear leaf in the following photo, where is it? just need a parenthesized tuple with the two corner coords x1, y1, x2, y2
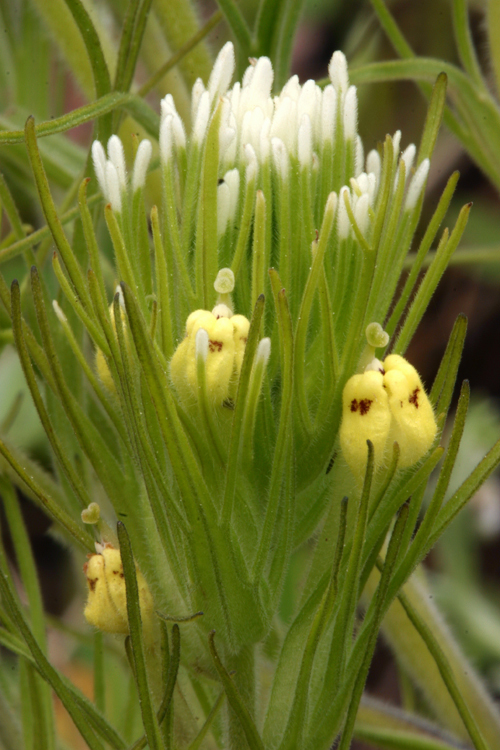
(208, 631, 265, 750)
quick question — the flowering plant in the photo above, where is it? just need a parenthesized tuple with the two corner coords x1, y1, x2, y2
(1, 2, 500, 750)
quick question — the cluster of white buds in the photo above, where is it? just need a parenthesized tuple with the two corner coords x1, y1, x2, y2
(91, 135, 152, 212)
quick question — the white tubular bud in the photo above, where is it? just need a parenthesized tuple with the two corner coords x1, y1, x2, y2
(244, 143, 258, 182)
(91, 141, 108, 196)
(219, 123, 236, 156)
(271, 96, 296, 154)
(259, 117, 271, 162)
(217, 181, 231, 236)
(328, 50, 349, 94)
(280, 74, 300, 102)
(160, 94, 177, 121)
(343, 86, 358, 142)
(337, 186, 351, 240)
(367, 172, 377, 205)
(208, 41, 235, 103)
(355, 135, 364, 177)
(321, 84, 336, 144)
(401, 143, 416, 178)
(214, 268, 235, 294)
(159, 115, 174, 164)
(365, 357, 385, 374)
(392, 130, 402, 163)
(52, 299, 67, 324)
(191, 78, 206, 124)
(271, 137, 289, 182)
(298, 79, 319, 122)
(105, 162, 122, 213)
(354, 193, 370, 237)
(298, 114, 312, 167)
(224, 169, 240, 222)
(366, 149, 381, 186)
(171, 113, 187, 151)
(195, 328, 209, 361)
(256, 337, 271, 365)
(132, 139, 152, 192)
(356, 173, 368, 194)
(405, 158, 430, 211)
(107, 135, 127, 189)
(193, 90, 210, 144)
(247, 56, 274, 105)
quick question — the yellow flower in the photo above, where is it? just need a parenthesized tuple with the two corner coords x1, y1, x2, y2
(340, 354, 437, 477)
(83, 544, 156, 643)
(170, 306, 250, 407)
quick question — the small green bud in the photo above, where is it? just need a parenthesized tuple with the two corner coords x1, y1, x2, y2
(81, 503, 100, 524)
(214, 267, 235, 295)
(366, 322, 389, 349)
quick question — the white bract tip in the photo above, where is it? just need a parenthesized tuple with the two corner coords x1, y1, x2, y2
(328, 51, 349, 94)
(52, 300, 67, 323)
(392, 130, 402, 162)
(105, 162, 122, 213)
(107, 135, 127, 189)
(193, 91, 210, 143)
(214, 268, 235, 294)
(405, 158, 430, 211)
(271, 138, 289, 181)
(256, 337, 271, 364)
(91, 141, 107, 196)
(224, 168, 240, 222)
(321, 85, 336, 143)
(343, 86, 358, 142)
(191, 78, 206, 123)
(159, 115, 173, 164)
(195, 328, 209, 361)
(401, 143, 416, 177)
(324, 191, 338, 221)
(244, 143, 258, 182)
(160, 94, 177, 121)
(337, 187, 351, 240)
(366, 149, 381, 185)
(354, 192, 370, 237)
(132, 139, 152, 192)
(171, 113, 187, 151)
(208, 42, 235, 103)
(217, 182, 231, 236)
(298, 114, 312, 167)
(355, 135, 364, 177)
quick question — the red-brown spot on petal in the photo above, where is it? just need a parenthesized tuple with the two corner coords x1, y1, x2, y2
(350, 399, 359, 412)
(409, 387, 420, 408)
(88, 577, 98, 592)
(359, 398, 372, 415)
(209, 339, 223, 353)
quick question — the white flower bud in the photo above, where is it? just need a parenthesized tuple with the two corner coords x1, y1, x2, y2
(298, 114, 312, 167)
(337, 186, 351, 240)
(405, 158, 430, 211)
(107, 135, 127, 190)
(401, 143, 416, 177)
(217, 181, 231, 236)
(159, 115, 174, 164)
(366, 149, 381, 186)
(132, 139, 152, 192)
(208, 42, 235, 104)
(328, 50, 349, 94)
(105, 161, 122, 213)
(244, 144, 258, 182)
(256, 337, 271, 364)
(321, 85, 336, 144)
(91, 141, 107, 196)
(355, 135, 364, 177)
(160, 94, 178, 122)
(211, 303, 233, 319)
(191, 78, 206, 124)
(343, 86, 358, 142)
(171, 113, 187, 151)
(354, 193, 370, 237)
(271, 137, 289, 181)
(224, 168, 240, 221)
(193, 90, 210, 144)
(392, 130, 402, 163)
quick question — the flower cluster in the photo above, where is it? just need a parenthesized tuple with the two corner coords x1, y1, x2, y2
(340, 354, 437, 476)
